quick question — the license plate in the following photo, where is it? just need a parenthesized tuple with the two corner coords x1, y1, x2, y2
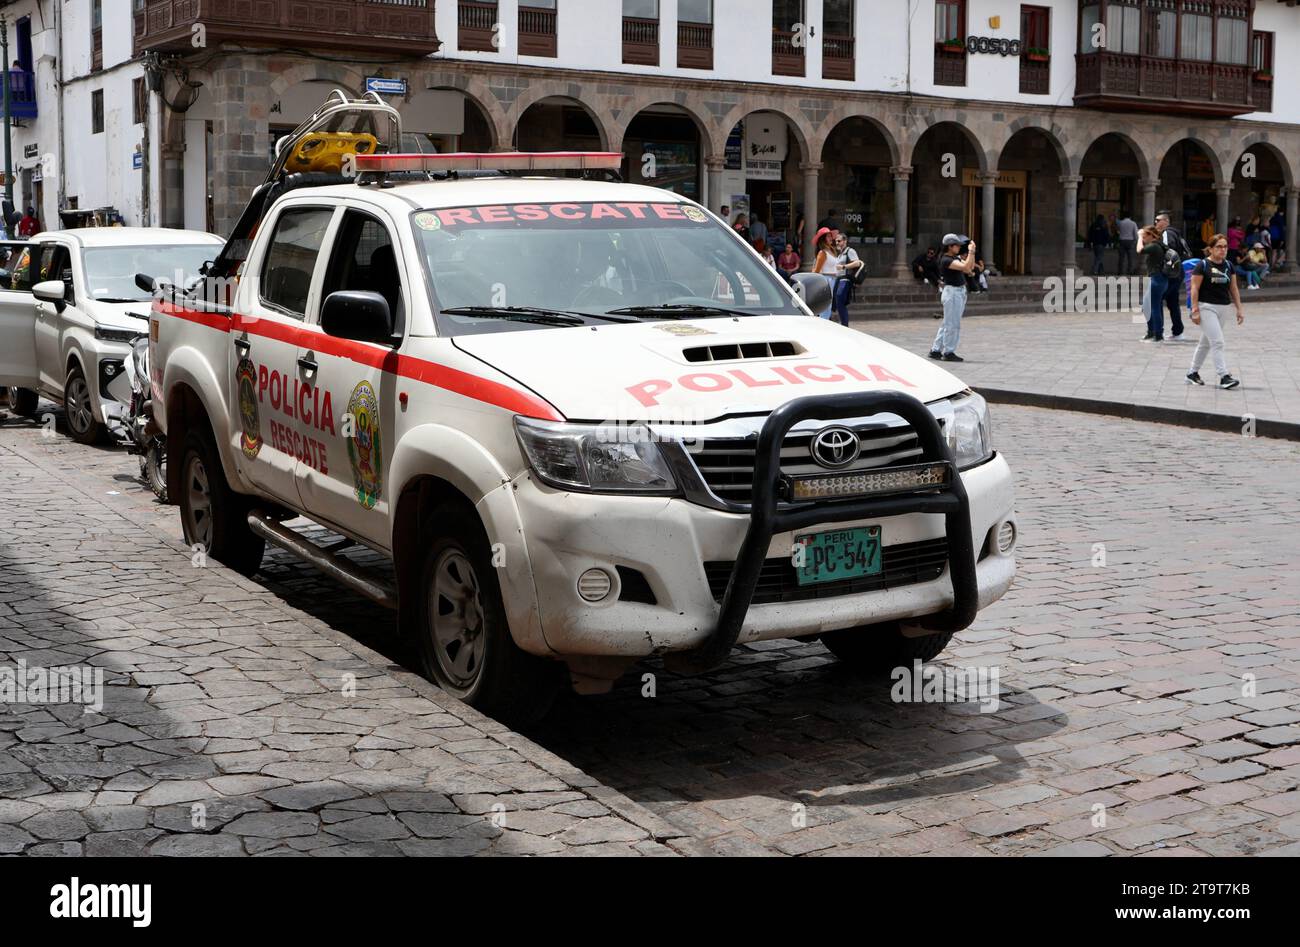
(794, 526, 882, 586)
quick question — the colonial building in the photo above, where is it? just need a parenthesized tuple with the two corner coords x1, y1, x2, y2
(10, 1, 1300, 277)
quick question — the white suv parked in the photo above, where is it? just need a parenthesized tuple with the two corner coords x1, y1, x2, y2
(0, 228, 223, 443)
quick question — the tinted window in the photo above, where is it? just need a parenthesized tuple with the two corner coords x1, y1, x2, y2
(0, 242, 36, 292)
(261, 207, 334, 320)
(321, 211, 404, 332)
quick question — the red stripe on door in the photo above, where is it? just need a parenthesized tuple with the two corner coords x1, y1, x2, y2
(157, 303, 563, 421)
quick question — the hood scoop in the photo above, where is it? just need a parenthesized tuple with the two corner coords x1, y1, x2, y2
(682, 341, 804, 363)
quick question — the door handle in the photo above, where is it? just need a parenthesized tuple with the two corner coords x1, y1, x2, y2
(297, 355, 318, 376)
(234, 338, 250, 358)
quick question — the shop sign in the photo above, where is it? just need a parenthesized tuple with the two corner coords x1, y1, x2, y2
(967, 36, 1023, 56)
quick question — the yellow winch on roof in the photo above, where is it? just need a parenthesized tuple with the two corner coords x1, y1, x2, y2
(283, 132, 379, 175)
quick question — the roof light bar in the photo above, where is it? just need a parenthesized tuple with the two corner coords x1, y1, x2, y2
(356, 152, 624, 173)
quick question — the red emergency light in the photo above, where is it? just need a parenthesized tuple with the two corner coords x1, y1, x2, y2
(355, 152, 624, 173)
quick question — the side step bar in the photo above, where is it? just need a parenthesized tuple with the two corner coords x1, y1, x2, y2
(246, 511, 398, 610)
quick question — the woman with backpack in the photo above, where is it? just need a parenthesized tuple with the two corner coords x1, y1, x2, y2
(1185, 233, 1244, 390)
(1140, 225, 1173, 342)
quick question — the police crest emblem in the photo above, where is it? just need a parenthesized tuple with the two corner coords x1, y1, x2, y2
(236, 358, 262, 459)
(346, 380, 383, 509)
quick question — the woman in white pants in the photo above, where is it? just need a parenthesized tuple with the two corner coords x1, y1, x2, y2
(1186, 233, 1244, 390)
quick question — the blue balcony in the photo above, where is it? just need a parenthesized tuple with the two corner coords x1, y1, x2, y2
(5, 70, 37, 121)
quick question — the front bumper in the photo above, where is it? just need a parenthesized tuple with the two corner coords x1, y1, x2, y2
(510, 447, 1016, 660)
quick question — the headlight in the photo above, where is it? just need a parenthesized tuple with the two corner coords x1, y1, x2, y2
(515, 418, 678, 494)
(946, 392, 993, 469)
(95, 326, 141, 344)
(131, 338, 149, 381)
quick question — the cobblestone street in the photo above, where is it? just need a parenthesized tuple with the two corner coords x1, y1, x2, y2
(2, 402, 1299, 856)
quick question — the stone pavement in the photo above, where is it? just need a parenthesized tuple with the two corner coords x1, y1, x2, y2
(4, 402, 1300, 856)
(857, 300, 1300, 434)
(0, 416, 684, 856)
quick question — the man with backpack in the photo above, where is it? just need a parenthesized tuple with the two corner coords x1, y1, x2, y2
(1139, 212, 1191, 341)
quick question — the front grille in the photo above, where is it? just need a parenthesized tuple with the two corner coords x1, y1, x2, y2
(686, 421, 925, 506)
(703, 536, 949, 604)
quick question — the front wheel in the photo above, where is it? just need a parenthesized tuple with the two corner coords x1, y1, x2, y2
(820, 621, 956, 672)
(144, 438, 168, 503)
(414, 505, 563, 726)
(63, 365, 106, 445)
(5, 386, 39, 417)
(177, 429, 264, 576)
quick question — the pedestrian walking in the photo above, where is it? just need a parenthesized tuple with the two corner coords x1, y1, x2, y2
(927, 234, 976, 362)
(1139, 224, 1171, 342)
(825, 232, 863, 327)
(1116, 211, 1138, 275)
(1186, 233, 1243, 390)
(1143, 211, 1190, 341)
(1088, 214, 1110, 274)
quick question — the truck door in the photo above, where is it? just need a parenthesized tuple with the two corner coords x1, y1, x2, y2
(229, 203, 337, 508)
(294, 208, 401, 546)
(0, 242, 40, 392)
(33, 242, 72, 392)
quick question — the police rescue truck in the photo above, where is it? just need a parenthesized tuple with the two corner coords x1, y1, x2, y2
(150, 94, 1017, 723)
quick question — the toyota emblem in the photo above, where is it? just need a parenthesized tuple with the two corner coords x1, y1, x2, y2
(810, 426, 860, 469)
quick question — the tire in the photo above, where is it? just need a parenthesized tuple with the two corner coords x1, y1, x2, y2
(63, 364, 106, 445)
(820, 621, 956, 672)
(413, 504, 563, 726)
(145, 438, 168, 503)
(5, 386, 39, 417)
(177, 427, 264, 577)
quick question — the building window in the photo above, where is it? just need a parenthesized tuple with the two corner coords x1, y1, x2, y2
(133, 78, 147, 126)
(823, 0, 855, 81)
(91, 89, 104, 134)
(519, 0, 557, 57)
(1180, 7, 1213, 60)
(622, 0, 660, 66)
(1020, 5, 1050, 94)
(772, 0, 806, 77)
(1216, 8, 1248, 65)
(677, 0, 713, 70)
(934, 0, 966, 86)
(458, 0, 499, 53)
(1251, 30, 1274, 111)
(91, 0, 103, 71)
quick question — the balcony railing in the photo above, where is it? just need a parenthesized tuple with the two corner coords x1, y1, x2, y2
(622, 16, 659, 66)
(1074, 51, 1256, 117)
(519, 5, 557, 57)
(133, 0, 441, 56)
(5, 69, 37, 120)
(823, 34, 854, 81)
(1019, 56, 1049, 95)
(772, 29, 805, 77)
(933, 45, 966, 86)
(1251, 74, 1273, 112)
(677, 21, 713, 70)
(459, 0, 497, 52)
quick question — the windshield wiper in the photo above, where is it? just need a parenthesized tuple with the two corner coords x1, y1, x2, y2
(95, 297, 148, 304)
(440, 306, 586, 327)
(606, 304, 750, 319)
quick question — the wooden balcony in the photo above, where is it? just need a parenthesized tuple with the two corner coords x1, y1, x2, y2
(1074, 52, 1257, 117)
(1019, 56, 1049, 95)
(133, 0, 441, 57)
(822, 34, 854, 81)
(1251, 75, 1273, 113)
(772, 30, 805, 77)
(677, 22, 713, 70)
(519, 5, 557, 58)
(459, 0, 497, 52)
(622, 16, 659, 66)
(933, 46, 966, 86)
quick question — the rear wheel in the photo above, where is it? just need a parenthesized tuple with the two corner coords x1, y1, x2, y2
(5, 386, 39, 417)
(414, 504, 563, 726)
(820, 621, 955, 672)
(143, 438, 168, 503)
(64, 365, 106, 445)
(178, 428, 264, 576)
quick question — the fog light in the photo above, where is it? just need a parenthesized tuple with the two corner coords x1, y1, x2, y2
(789, 462, 951, 501)
(104, 363, 116, 376)
(996, 521, 1016, 554)
(577, 568, 613, 602)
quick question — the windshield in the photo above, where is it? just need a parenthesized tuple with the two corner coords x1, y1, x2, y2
(413, 201, 802, 335)
(82, 244, 219, 302)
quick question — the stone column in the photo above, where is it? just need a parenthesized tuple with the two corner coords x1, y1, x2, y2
(1060, 174, 1082, 274)
(1287, 187, 1299, 272)
(890, 164, 912, 280)
(1138, 177, 1160, 227)
(1214, 182, 1233, 234)
(801, 161, 822, 268)
(160, 143, 185, 231)
(704, 156, 725, 216)
(979, 170, 998, 274)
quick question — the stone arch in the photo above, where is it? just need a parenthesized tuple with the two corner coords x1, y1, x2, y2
(1153, 133, 1225, 184)
(1227, 134, 1295, 189)
(609, 93, 716, 160)
(992, 118, 1070, 175)
(506, 84, 613, 151)
(268, 61, 366, 102)
(813, 105, 902, 168)
(1072, 129, 1154, 183)
(900, 117, 991, 174)
(416, 71, 511, 150)
(713, 100, 815, 165)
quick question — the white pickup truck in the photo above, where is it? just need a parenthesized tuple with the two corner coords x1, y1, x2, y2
(150, 95, 1017, 723)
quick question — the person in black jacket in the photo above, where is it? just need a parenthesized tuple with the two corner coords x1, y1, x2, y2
(911, 246, 940, 284)
(1140, 212, 1191, 341)
(1088, 214, 1111, 274)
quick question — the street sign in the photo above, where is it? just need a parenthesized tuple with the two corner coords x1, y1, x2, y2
(365, 77, 408, 97)
(132, 152, 143, 170)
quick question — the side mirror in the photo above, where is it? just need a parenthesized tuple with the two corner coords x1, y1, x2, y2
(320, 291, 394, 345)
(791, 272, 832, 316)
(33, 279, 69, 312)
(135, 272, 157, 294)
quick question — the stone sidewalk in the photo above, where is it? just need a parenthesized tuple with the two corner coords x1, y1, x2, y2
(0, 418, 685, 856)
(857, 300, 1299, 436)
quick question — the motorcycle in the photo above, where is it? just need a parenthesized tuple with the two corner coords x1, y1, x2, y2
(122, 335, 167, 503)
